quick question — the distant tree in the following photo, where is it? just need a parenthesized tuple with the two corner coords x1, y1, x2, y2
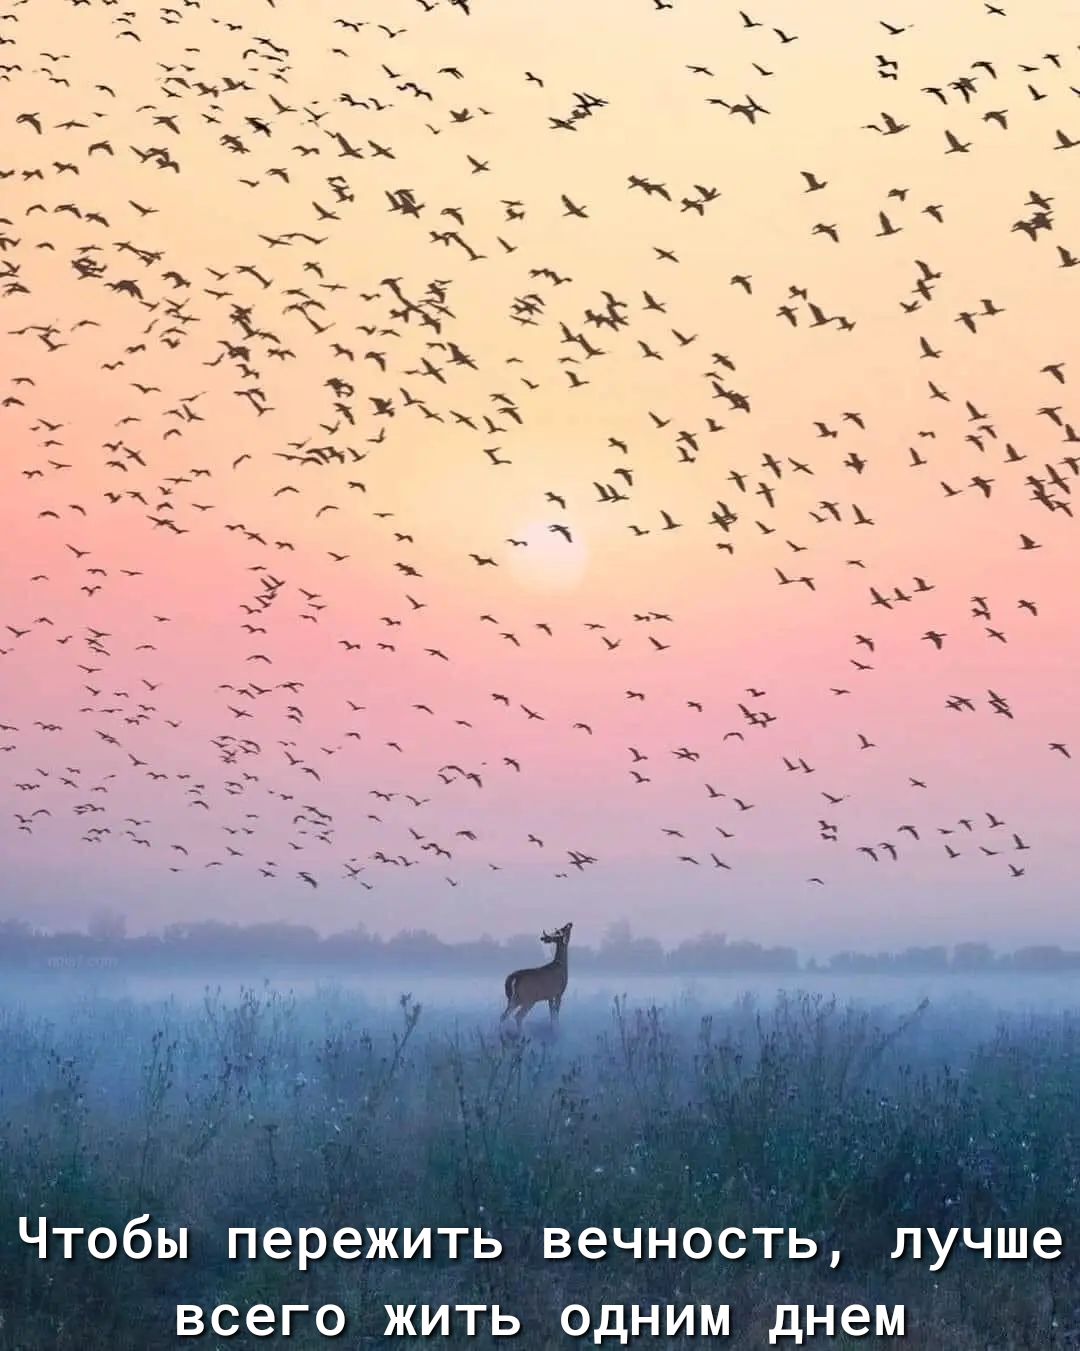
(894, 945, 949, 972)
(88, 909, 127, 942)
(0, 918, 35, 958)
(1, 916, 1074, 978)
(597, 921, 665, 972)
(386, 929, 447, 968)
(828, 950, 893, 973)
(604, 920, 632, 945)
(952, 942, 995, 972)
(723, 940, 799, 973)
(670, 932, 730, 972)
(1008, 945, 1080, 972)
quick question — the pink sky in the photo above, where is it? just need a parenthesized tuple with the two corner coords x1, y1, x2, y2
(1, 0, 1077, 951)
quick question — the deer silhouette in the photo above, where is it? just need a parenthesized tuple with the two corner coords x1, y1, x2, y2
(501, 922, 572, 1027)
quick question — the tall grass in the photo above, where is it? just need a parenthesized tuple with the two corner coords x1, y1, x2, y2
(0, 986, 1077, 1348)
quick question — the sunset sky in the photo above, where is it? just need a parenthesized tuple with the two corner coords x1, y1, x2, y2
(1, 0, 1077, 952)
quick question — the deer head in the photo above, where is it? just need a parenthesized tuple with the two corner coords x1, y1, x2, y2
(541, 922, 573, 946)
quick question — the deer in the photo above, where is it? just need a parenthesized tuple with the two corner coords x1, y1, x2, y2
(501, 922, 572, 1027)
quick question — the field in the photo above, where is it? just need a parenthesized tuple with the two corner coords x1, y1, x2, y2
(0, 984, 1078, 1348)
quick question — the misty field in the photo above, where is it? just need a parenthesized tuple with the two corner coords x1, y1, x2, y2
(0, 985, 1078, 1349)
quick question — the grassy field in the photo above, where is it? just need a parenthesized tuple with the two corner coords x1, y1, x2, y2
(0, 985, 1077, 1348)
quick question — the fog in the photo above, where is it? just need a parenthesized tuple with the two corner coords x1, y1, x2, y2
(5, 970, 1079, 1347)
(8, 966, 1080, 1018)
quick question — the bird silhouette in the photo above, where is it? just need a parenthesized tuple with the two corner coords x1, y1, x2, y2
(0, 0, 1068, 931)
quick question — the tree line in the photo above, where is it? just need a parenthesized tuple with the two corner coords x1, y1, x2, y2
(0, 915, 1077, 974)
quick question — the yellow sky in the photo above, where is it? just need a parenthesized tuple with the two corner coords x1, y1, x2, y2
(0, 0, 1078, 949)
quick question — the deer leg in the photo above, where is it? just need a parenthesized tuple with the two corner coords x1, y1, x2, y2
(548, 998, 558, 1023)
(515, 1001, 533, 1026)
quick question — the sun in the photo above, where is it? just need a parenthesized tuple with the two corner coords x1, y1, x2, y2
(506, 520, 589, 591)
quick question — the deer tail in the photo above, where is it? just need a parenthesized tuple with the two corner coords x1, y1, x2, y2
(504, 972, 517, 1002)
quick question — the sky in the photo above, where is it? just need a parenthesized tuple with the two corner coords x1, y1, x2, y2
(0, 0, 1077, 953)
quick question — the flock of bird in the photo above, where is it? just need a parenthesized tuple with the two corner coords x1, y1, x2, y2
(0, 0, 1077, 932)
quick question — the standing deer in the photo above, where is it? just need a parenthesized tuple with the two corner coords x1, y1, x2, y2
(501, 922, 572, 1027)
